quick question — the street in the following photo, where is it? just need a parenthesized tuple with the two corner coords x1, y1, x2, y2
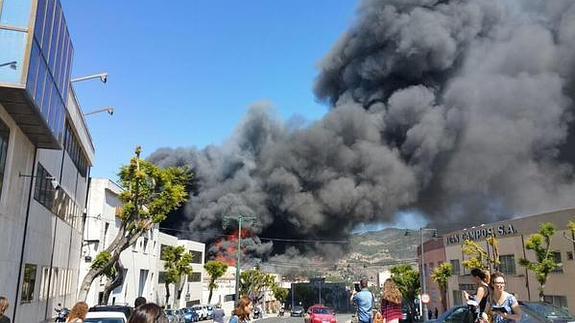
(256, 314, 353, 323)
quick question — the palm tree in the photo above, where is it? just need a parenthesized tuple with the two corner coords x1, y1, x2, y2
(204, 261, 229, 304)
(163, 245, 195, 307)
(431, 263, 453, 312)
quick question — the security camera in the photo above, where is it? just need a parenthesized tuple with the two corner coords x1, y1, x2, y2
(100, 73, 108, 83)
(106, 108, 114, 115)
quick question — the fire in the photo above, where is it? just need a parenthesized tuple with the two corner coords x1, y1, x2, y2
(211, 229, 253, 266)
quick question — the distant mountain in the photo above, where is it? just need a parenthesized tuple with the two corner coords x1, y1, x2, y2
(345, 227, 433, 266)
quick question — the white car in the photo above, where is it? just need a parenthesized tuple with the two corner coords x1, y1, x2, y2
(191, 305, 208, 320)
(85, 311, 128, 323)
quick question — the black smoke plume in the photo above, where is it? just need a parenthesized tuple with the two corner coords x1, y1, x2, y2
(150, 0, 575, 262)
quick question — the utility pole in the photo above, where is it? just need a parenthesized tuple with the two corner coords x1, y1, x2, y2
(420, 228, 427, 322)
(223, 213, 256, 304)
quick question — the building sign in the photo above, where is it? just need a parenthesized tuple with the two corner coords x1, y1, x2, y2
(446, 224, 518, 245)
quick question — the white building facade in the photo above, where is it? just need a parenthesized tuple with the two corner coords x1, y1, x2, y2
(80, 178, 206, 309)
(0, 1, 95, 321)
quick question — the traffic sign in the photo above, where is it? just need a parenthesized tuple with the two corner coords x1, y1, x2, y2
(421, 293, 430, 304)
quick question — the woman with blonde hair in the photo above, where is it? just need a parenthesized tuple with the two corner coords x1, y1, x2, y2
(229, 296, 253, 323)
(380, 279, 403, 323)
(67, 301, 89, 323)
(0, 296, 10, 323)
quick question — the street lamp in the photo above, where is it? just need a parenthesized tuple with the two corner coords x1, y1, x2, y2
(71, 72, 108, 84)
(83, 107, 114, 116)
(406, 227, 438, 322)
(223, 213, 257, 304)
(0, 61, 17, 70)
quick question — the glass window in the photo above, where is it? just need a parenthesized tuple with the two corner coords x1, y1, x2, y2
(0, 28, 27, 84)
(26, 42, 41, 96)
(190, 250, 203, 264)
(34, 163, 56, 210)
(41, 0, 55, 52)
(0, 0, 33, 28)
(47, 3, 61, 69)
(160, 244, 169, 261)
(34, 59, 47, 104)
(187, 272, 201, 282)
(21, 263, 37, 302)
(551, 252, 562, 273)
(450, 259, 460, 275)
(499, 255, 516, 276)
(0, 118, 10, 201)
(158, 271, 167, 284)
(34, 0, 47, 43)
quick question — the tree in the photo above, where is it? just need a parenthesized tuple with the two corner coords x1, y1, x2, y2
(240, 269, 277, 303)
(272, 285, 289, 304)
(78, 147, 190, 301)
(163, 245, 196, 307)
(431, 263, 453, 312)
(462, 237, 500, 271)
(519, 223, 561, 301)
(390, 264, 420, 316)
(204, 261, 229, 304)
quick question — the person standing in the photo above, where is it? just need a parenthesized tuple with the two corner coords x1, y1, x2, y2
(67, 302, 89, 322)
(212, 303, 226, 323)
(380, 279, 403, 323)
(128, 303, 168, 323)
(134, 297, 147, 308)
(229, 296, 253, 323)
(490, 273, 522, 323)
(434, 307, 438, 319)
(351, 279, 374, 323)
(0, 296, 10, 323)
(463, 268, 490, 322)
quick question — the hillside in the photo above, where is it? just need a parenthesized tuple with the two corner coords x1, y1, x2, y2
(346, 228, 421, 266)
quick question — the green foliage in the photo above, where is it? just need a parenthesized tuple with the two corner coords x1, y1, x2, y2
(272, 286, 289, 303)
(461, 237, 500, 271)
(568, 220, 575, 234)
(240, 269, 277, 302)
(390, 264, 420, 306)
(519, 223, 560, 300)
(91, 252, 116, 279)
(117, 147, 191, 232)
(431, 263, 452, 311)
(163, 246, 195, 285)
(204, 261, 229, 303)
(431, 263, 453, 291)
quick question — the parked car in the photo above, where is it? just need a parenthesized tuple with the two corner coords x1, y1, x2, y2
(85, 311, 128, 323)
(304, 305, 336, 323)
(88, 305, 133, 321)
(191, 305, 209, 320)
(291, 305, 305, 317)
(206, 305, 214, 319)
(520, 301, 575, 322)
(165, 309, 182, 323)
(182, 308, 200, 323)
(430, 302, 575, 323)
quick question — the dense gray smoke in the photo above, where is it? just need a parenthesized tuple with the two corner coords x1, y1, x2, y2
(150, 0, 575, 261)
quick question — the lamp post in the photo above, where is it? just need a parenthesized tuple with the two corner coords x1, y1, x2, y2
(419, 228, 438, 322)
(71, 72, 108, 84)
(0, 61, 17, 69)
(83, 107, 114, 116)
(223, 213, 256, 304)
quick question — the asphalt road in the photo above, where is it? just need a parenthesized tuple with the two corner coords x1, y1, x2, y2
(256, 314, 353, 323)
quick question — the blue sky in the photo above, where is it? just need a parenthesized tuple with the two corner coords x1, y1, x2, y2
(61, 0, 358, 179)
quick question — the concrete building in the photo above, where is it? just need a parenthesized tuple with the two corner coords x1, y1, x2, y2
(417, 239, 446, 315)
(80, 178, 205, 309)
(443, 208, 575, 311)
(201, 266, 238, 315)
(0, 0, 94, 321)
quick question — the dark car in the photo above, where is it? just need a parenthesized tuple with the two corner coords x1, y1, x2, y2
(291, 306, 305, 317)
(519, 301, 575, 322)
(182, 308, 200, 323)
(430, 302, 575, 323)
(89, 305, 133, 319)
